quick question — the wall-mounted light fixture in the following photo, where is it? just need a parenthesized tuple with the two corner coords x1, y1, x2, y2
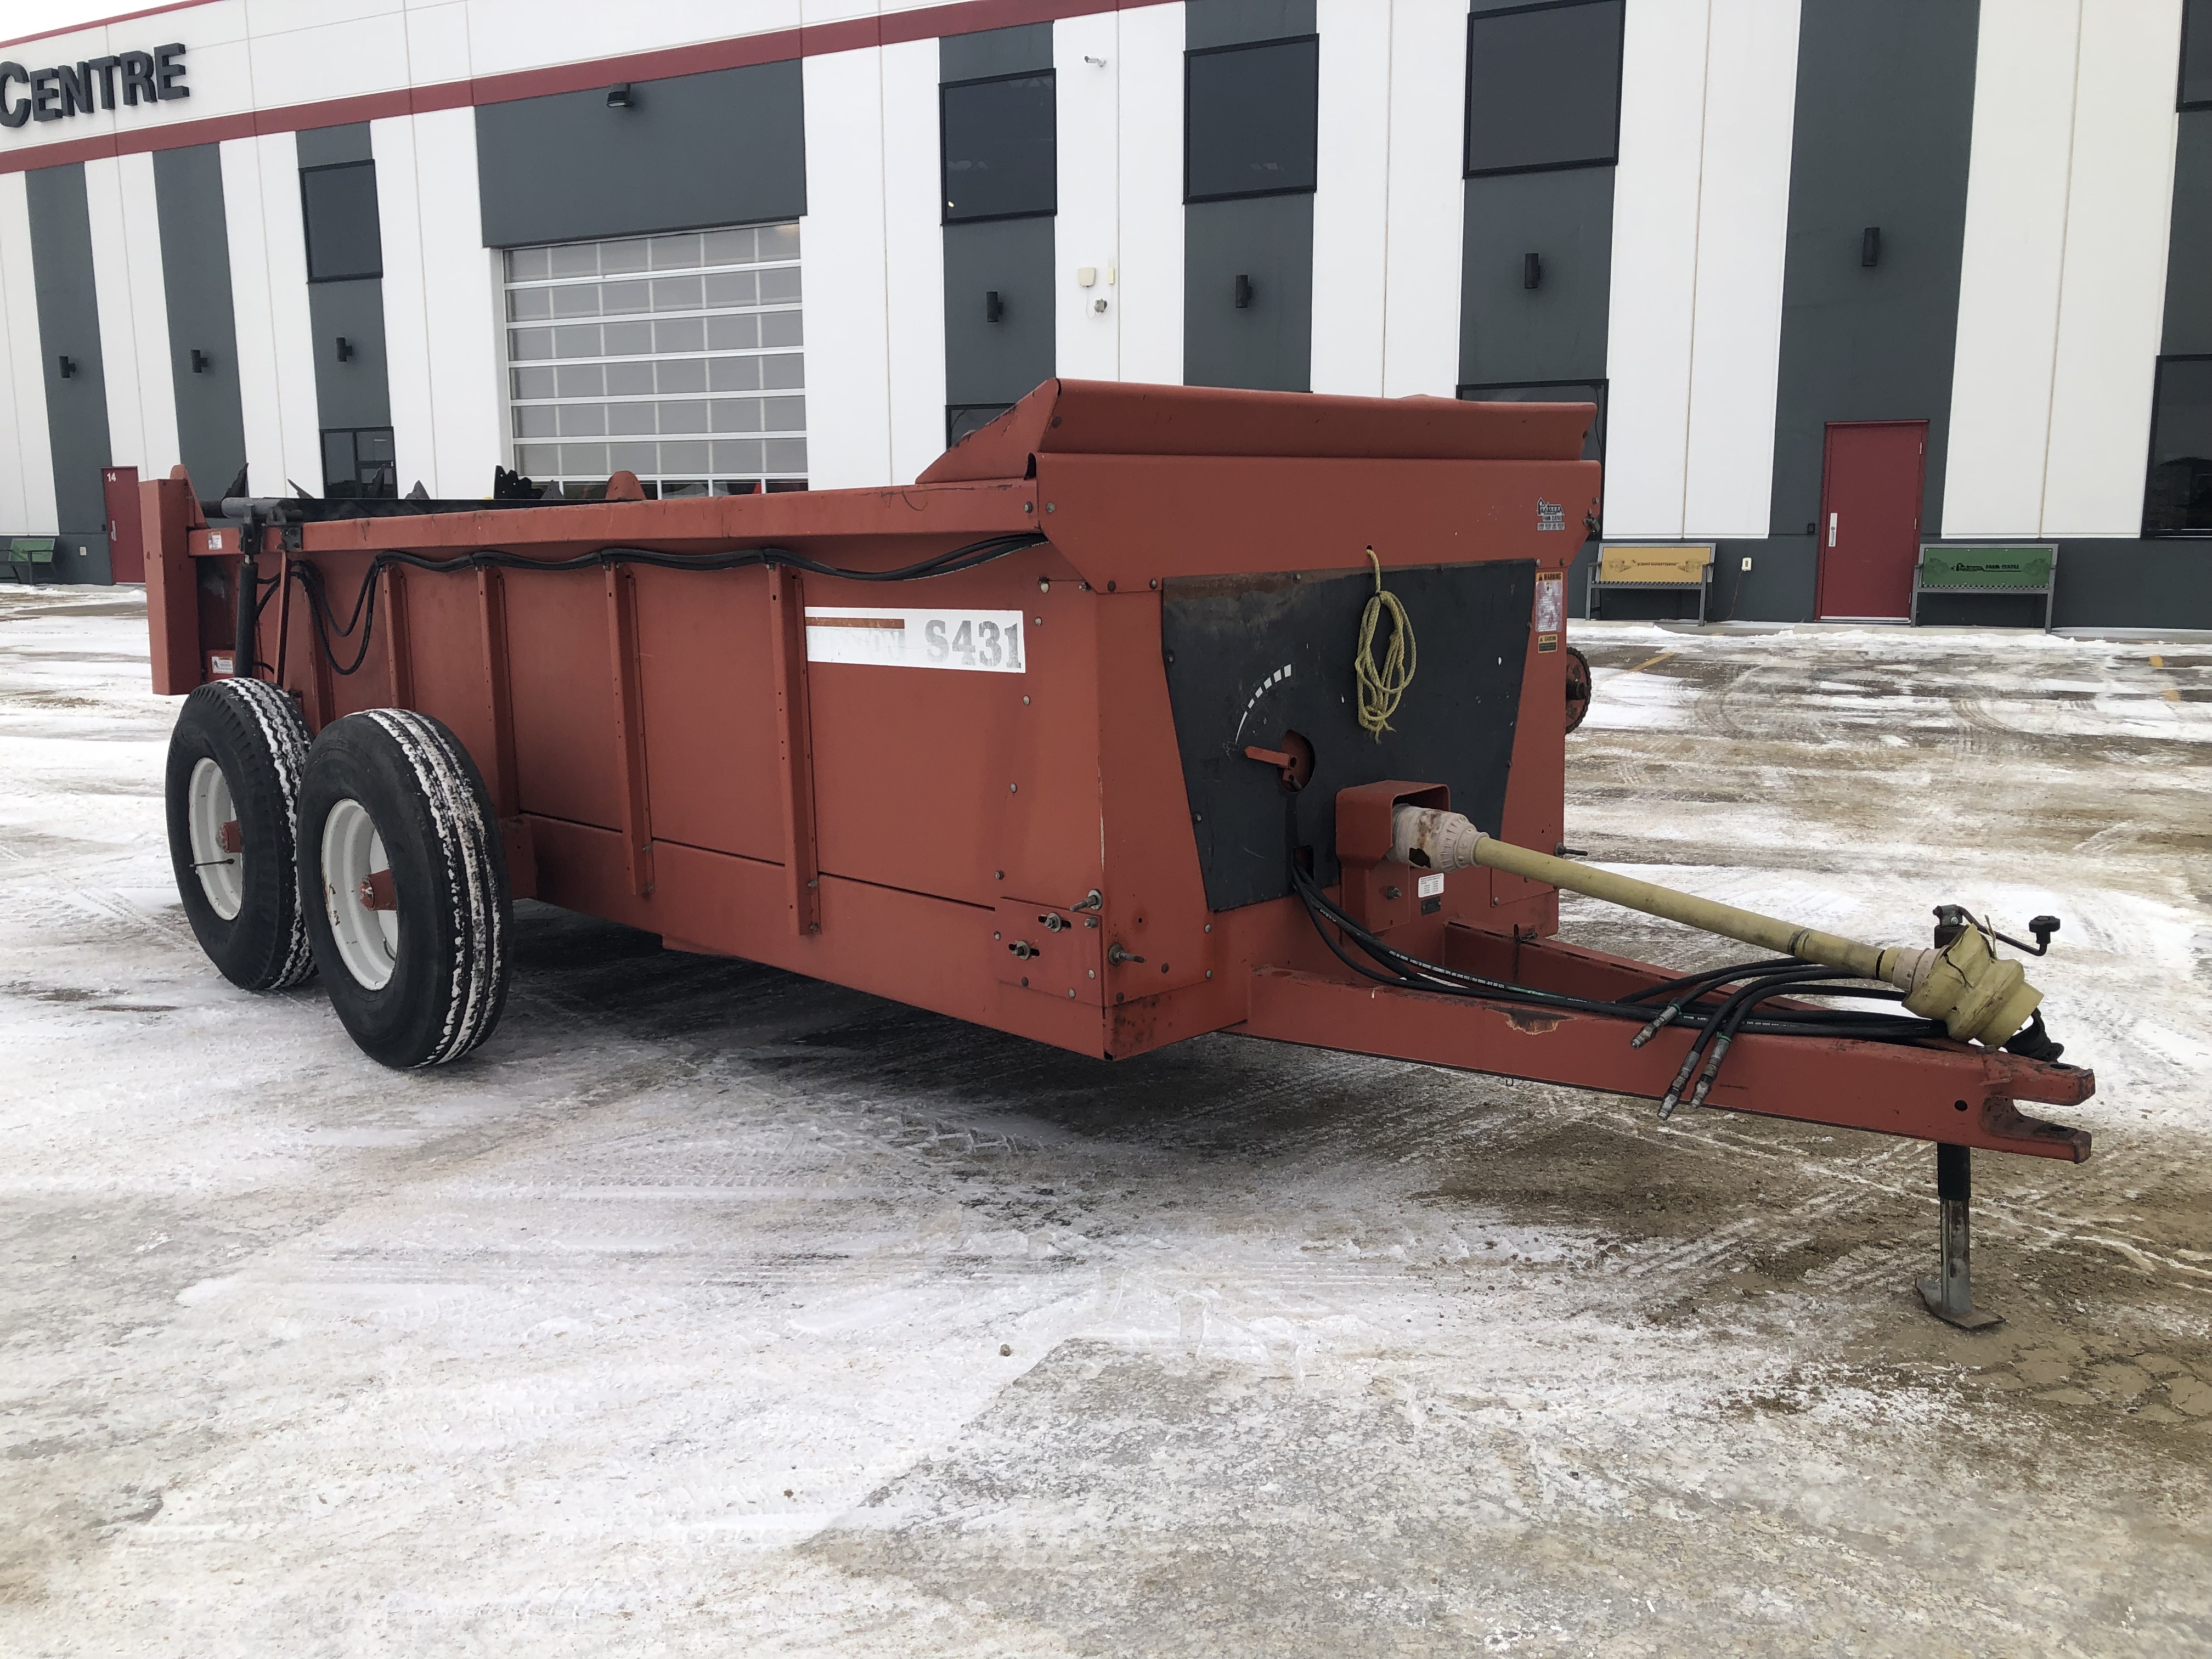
(190, 348, 210, 374)
(57, 354, 76, 379)
(1233, 273, 1252, 309)
(986, 290, 1003, 324)
(335, 336, 354, 363)
(607, 83, 633, 109)
(1523, 252, 1543, 290)
(1861, 226, 1881, 267)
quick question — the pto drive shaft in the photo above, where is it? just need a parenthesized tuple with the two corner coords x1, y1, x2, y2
(1387, 806, 2043, 1047)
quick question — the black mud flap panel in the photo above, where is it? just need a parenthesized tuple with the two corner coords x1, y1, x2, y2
(1161, 562, 1533, 911)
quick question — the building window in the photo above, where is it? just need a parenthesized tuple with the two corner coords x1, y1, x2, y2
(1185, 36, 1319, 204)
(300, 161, 383, 282)
(2185, 0, 2212, 109)
(1464, 0, 1625, 179)
(323, 426, 396, 498)
(1458, 377, 1607, 467)
(504, 223, 806, 498)
(947, 403, 1014, 449)
(942, 72, 1056, 223)
(2145, 355, 2212, 534)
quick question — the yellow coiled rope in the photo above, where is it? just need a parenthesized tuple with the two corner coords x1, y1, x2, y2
(1354, 546, 1415, 740)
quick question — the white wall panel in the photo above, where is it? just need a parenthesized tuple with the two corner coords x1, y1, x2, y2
(415, 108, 504, 500)
(1601, 0, 1709, 536)
(251, 132, 327, 495)
(372, 114, 437, 496)
(117, 153, 183, 482)
(0, 173, 50, 534)
(1379, 0, 1470, 398)
(1310, 0, 1390, 396)
(82, 159, 144, 477)
(224, 137, 294, 497)
(2041, 0, 2185, 537)
(250, 12, 413, 103)
(1941, 0, 2080, 538)
(1679, 0, 1799, 538)
(881, 37, 946, 482)
(1115, 2, 1184, 386)
(1055, 12, 1121, 382)
(802, 48, 893, 488)
(84, 155, 182, 481)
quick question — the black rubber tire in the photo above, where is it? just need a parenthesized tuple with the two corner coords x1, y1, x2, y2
(297, 710, 510, 1069)
(165, 678, 316, 991)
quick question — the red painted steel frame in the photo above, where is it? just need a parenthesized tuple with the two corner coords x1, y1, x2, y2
(137, 380, 2093, 1163)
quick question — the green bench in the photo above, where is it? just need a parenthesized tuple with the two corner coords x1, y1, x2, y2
(1911, 544, 2057, 630)
(4, 537, 56, 584)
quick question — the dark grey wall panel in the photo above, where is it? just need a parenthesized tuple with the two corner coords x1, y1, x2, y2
(1187, 0, 1316, 49)
(1767, 0, 1979, 539)
(296, 122, 371, 167)
(1459, 167, 1613, 385)
(476, 61, 805, 248)
(153, 144, 246, 498)
(308, 278, 391, 429)
(941, 22, 1052, 80)
(1185, 194, 1313, 391)
(2163, 111, 2212, 353)
(944, 216, 1055, 408)
(25, 162, 111, 582)
(2051, 540, 2212, 629)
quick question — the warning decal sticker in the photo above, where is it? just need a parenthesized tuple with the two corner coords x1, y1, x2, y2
(804, 608, 1028, 673)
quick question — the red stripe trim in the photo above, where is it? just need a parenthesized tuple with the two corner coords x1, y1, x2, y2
(0, 0, 1126, 175)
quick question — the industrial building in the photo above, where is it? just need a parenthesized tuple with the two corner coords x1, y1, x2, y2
(0, 0, 2205, 628)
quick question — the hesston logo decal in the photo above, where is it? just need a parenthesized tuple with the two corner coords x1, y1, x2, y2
(0, 46, 188, 131)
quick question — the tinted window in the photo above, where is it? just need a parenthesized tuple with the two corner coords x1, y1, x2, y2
(1465, 0, 1623, 178)
(301, 162, 383, 281)
(947, 403, 1014, 448)
(1459, 379, 1606, 465)
(321, 426, 396, 498)
(1186, 37, 1319, 203)
(2186, 0, 2212, 108)
(942, 73, 1057, 222)
(2145, 356, 2212, 533)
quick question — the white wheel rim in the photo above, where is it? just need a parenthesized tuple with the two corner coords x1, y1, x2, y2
(321, 797, 398, 990)
(187, 758, 245, 921)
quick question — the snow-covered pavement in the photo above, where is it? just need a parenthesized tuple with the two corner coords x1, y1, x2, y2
(3, 586, 2208, 1656)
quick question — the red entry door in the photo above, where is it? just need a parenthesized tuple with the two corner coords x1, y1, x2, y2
(103, 465, 144, 584)
(1815, 421, 1927, 620)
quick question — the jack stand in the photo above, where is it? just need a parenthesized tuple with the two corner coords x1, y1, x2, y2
(1917, 1142, 2002, 1330)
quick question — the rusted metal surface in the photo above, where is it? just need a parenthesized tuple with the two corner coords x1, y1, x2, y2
(1238, 967, 2091, 1162)
(138, 378, 2092, 1161)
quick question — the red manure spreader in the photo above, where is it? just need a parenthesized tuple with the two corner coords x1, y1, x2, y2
(143, 380, 2093, 1325)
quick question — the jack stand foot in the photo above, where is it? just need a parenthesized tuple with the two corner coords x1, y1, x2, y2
(1917, 1142, 2002, 1331)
